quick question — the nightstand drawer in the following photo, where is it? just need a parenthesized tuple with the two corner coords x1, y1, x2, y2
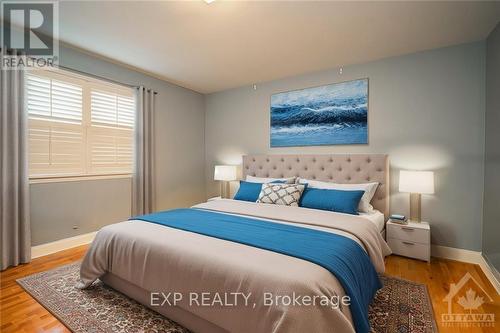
(387, 238, 430, 261)
(387, 224, 429, 244)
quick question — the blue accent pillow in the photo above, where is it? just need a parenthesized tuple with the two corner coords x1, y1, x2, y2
(234, 180, 285, 202)
(299, 188, 365, 215)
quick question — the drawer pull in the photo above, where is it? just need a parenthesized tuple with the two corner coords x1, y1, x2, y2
(402, 241, 415, 245)
(401, 227, 414, 231)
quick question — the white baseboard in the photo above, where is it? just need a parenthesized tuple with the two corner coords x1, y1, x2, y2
(431, 244, 500, 294)
(431, 245, 483, 263)
(478, 255, 500, 294)
(31, 231, 97, 259)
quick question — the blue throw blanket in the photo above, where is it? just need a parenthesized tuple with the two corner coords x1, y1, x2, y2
(133, 208, 381, 333)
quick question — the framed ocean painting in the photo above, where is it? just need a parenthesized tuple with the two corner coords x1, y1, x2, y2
(270, 78, 368, 147)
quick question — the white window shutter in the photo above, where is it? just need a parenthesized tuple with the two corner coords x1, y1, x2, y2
(28, 119, 86, 176)
(89, 88, 134, 174)
(91, 90, 119, 125)
(27, 73, 85, 177)
(87, 127, 133, 174)
(28, 120, 50, 173)
(26, 75, 51, 118)
(51, 80, 83, 121)
(26, 70, 135, 178)
(90, 89, 135, 128)
(117, 95, 135, 127)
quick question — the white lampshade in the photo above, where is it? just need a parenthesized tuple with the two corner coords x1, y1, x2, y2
(214, 165, 237, 181)
(399, 170, 435, 194)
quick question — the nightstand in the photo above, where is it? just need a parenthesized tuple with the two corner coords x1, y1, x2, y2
(387, 220, 430, 262)
(208, 196, 222, 202)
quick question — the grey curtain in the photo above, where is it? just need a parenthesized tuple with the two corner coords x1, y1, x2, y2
(0, 51, 31, 270)
(132, 87, 156, 216)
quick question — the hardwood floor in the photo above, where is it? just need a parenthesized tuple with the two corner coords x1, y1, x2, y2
(385, 255, 500, 333)
(0, 246, 88, 333)
(1, 246, 499, 333)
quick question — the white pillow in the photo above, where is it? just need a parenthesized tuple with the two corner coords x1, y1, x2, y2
(298, 178, 379, 213)
(257, 183, 306, 207)
(246, 175, 296, 184)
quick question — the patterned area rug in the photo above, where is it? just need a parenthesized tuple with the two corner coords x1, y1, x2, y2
(17, 262, 436, 333)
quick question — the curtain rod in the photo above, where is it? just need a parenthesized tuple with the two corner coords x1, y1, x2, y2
(57, 64, 137, 88)
(56, 64, 157, 94)
(1, 48, 158, 95)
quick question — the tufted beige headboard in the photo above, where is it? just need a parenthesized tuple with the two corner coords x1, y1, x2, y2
(242, 154, 390, 218)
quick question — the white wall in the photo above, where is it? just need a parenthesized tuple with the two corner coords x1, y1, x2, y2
(205, 42, 486, 251)
(30, 45, 206, 245)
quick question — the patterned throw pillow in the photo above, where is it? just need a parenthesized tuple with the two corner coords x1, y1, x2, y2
(256, 183, 306, 206)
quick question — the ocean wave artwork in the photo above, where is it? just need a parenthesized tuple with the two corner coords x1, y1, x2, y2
(270, 78, 368, 147)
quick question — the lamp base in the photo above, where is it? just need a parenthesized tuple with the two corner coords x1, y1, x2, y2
(409, 193, 421, 222)
(219, 181, 230, 199)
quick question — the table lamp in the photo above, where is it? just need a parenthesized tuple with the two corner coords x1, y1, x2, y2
(399, 170, 434, 222)
(214, 165, 237, 199)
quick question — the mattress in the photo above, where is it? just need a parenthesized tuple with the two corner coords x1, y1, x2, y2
(359, 210, 385, 232)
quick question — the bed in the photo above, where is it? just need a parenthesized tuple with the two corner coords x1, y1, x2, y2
(79, 154, 392, 333)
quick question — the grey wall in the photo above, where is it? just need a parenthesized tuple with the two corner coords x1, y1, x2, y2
(31, 44, 206, 245)
(205, 42, 486, 251)
(483, 23, 500, 271)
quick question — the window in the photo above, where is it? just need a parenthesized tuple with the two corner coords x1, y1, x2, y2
(26, 69, 135, 179)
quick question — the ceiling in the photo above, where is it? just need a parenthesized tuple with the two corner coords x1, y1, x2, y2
(54, 1, 500, 93)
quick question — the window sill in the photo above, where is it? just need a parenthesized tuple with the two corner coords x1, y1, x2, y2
(29, 174, 132, 184)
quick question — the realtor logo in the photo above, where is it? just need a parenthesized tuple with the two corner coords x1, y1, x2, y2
(442, 272, 495, 327)
(1, 1, 59, 69)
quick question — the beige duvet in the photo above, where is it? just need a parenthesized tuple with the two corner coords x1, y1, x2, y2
(79, 199, 391, 333)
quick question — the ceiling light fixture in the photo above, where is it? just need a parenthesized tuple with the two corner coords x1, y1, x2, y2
(204, 0, 215, 4)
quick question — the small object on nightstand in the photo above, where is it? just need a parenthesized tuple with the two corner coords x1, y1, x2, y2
(387, 220, 430, 262)
(389, 214, 408, 225)
(208, 196, 222, 202)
